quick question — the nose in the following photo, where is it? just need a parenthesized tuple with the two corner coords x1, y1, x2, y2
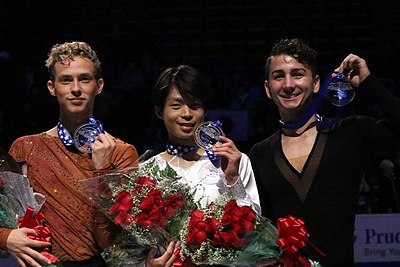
(284, 75, 295, 88)
(181, 105, 193, 119)
(71, 80, 82, 96)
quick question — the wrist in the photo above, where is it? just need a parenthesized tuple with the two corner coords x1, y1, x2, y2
(93, 163, 116, 176)
(225, 174, 239, 185)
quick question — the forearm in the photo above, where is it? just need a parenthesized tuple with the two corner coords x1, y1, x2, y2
(359, 75, 400, 132)
(0, 228, 12, 248)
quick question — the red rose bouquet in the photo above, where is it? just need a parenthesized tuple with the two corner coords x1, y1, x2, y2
(0, 171, 59, 266)
(82, 157, 196, 266)
(177, 194, 281, 266)
(177, 195, 323, 267)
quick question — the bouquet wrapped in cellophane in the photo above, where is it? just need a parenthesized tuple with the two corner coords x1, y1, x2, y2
(177, 194, 323, 267)
(83, 150, 324, 267)
(0, 171, 59, 266)
(82, 152, 196, 266)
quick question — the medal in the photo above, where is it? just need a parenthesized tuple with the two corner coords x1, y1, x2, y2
(194, 121, 224, 150)
(73, 123, 102, 153)
(324, 70, 355, 107)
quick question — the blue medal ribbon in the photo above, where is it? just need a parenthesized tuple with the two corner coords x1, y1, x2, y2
(57, 118, 104, 152)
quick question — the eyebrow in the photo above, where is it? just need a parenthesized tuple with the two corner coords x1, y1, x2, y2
(271, 67, 307, 74)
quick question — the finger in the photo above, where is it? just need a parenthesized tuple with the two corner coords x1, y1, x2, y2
(147, 245, 159, 260)
(29, 240, 52, 249)
(163, 242, 178, 267)
(23, 247, 52, 265)
(160, 241, 175, 260)
(19, 253, 43, 267)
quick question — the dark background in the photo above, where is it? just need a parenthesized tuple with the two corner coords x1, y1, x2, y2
(0, 0, 399, 154)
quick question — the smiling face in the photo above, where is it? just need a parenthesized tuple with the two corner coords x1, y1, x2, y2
(264, 54, 320, 121)
(47, 56, 104, 122)
(157, 86, 205, 145)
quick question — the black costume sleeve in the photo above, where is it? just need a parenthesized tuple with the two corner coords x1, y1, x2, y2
(359, 75, 400, 134)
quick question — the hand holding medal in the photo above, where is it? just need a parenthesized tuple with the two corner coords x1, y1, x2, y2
(324, 68, 355, 107)
(194, 120, 224, 150)
(194, 120, 224, 163)
(73, 121, 104, 153)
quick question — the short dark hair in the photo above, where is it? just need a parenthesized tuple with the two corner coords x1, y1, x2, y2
(265, 38, 318, 78)
(151, 65, 212, 109)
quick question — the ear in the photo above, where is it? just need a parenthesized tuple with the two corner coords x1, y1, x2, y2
(313, 75, 320, 94)
(47, 80, 56, 96)
(95, 78, 104, 95)
(264, 80, 272, 99)
(155, 106, 163, 119)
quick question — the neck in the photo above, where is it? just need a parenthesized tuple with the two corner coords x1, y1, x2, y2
(161, 148, 204, 168)
(281, 115, 317, 137)
(59, 114, 91, 133)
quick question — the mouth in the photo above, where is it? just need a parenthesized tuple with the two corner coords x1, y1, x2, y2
(178, 122, 196, 132)
(281, 94, 299, 100)
(69, 98, 85, 105)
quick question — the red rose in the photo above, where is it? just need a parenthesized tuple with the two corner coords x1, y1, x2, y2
(212, 230, 245, 248)
(139, 189, 163, 213)
(136, 175, 156, 187)
(134, 213, 150, 228)
(164, 193, 186, 219)
(222, 199, 256, 235)
(108, 190, 133, 226)
(134, 175, 156, 193)
(186, 209, 220, 246)
(134, 189, 167, 228)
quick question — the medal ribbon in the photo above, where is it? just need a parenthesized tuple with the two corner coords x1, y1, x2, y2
(204, 120, 222, 163)
(18, 206, 59, 264)
(57, 117, 104, 150)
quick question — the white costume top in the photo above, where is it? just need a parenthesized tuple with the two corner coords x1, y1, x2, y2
(144, 152, 261, 214)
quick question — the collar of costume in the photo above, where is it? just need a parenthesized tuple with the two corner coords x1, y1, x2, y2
(57, 118, 104, 148)
(166, 143, 196, 156)
(166, 142, 219, 164)
(279, 106, 317, 130)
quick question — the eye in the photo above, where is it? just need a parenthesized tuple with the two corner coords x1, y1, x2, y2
(271, 73, 284, 80)
(171, 103, 181, 109)
(190, 102, 204, 110)
(60, 77, 72, 84)
(79, 76, 92, 83)
(293, 70, 306, 78)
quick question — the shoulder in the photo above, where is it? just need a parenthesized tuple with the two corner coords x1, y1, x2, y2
(9, 133, 46, 158)
(114, 138, 139, 158)
(335, 115, 383, 131)
(249, 131, 280, 156)
(10, 133, 46, 151)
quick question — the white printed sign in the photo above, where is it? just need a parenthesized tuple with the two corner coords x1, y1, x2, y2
(354, 214, 400, 263)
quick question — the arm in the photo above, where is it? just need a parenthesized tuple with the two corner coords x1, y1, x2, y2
(213, 136, 261, 213)
(335, 54, 400, 133)
(4, 228, 51, 267)
(91, 138, 139, 249)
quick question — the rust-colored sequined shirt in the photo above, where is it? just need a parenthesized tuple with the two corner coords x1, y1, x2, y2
(0, 133, 138, 261)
